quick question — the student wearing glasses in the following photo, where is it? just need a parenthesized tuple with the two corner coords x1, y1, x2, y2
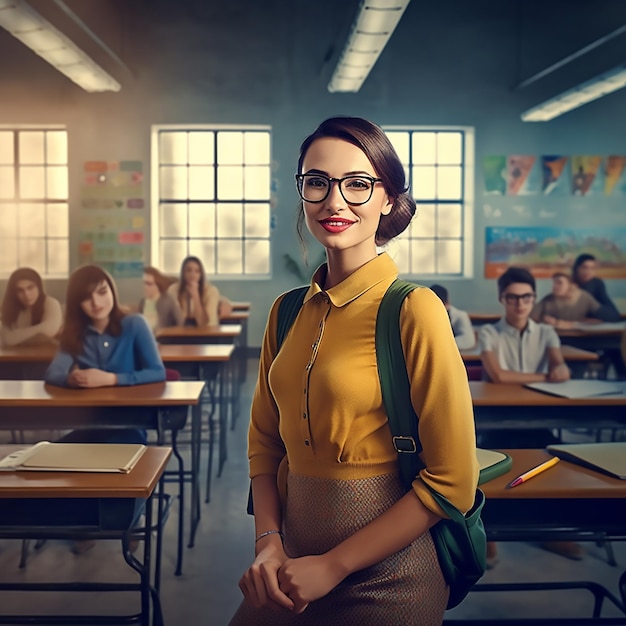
(230, 117, 477, 625)
(478, 266, 582, 564)
(138, 266, 183, 332)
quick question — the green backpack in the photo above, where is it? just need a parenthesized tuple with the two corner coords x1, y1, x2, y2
(254, 279, 487, 609)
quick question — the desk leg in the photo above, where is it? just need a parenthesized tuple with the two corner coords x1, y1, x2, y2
(217, 361, 229, 478)
(204, 369, 219, 503)
(189, 397, 203, 548)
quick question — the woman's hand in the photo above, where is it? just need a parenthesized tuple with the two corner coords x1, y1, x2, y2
(238, 542, 294, 612)
(277, 554, 346, 614)
(68, 368, 117, 388)
(185, 281, 200, 300)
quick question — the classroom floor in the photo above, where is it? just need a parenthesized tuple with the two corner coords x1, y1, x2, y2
(0, 358, 624, 625)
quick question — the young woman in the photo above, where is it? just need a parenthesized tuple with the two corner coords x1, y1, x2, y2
(230, 118, 477, 625)
(45, 264, 165, 395)
(138, 266, 184, 332)
(572, 253, 620, 322)
(167, 256, 221, 327)
(0, 267, 62, 346)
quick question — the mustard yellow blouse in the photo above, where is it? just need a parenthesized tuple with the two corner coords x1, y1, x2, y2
(248, 253, 478, 516)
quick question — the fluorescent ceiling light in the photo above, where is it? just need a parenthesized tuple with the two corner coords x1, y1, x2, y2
(521, 65, 626, 122)
(328, 0, 411, 93)
(0, 0, 121, 92)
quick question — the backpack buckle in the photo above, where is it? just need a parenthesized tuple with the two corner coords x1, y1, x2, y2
(392, 436, 417, 453)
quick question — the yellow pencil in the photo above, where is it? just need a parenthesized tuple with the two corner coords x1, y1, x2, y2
(506, 456, 560, 489)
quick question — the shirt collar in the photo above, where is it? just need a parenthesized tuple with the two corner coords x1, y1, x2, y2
(304, 252, 398, 308)
(498, 316, 538, 337)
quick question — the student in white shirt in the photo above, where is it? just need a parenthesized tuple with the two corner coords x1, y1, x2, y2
(429, 284, 475, 350)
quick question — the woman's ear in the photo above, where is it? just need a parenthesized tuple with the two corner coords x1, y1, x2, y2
(381, 196, 393, 216)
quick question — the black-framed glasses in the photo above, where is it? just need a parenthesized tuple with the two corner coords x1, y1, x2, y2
(502, 292, 535, 304)
(294, 173, 382, 206)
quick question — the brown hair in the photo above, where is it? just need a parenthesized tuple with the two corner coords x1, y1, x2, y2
(60, 265, 126, 357)
(144, 266, 174, 295)
(1, 267, 46, 326)
(551, 272, 572, 282)
(295, 116, 416, 248)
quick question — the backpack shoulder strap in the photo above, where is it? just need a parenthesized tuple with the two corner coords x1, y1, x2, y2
(276, 286, 308, 350)
(375, 279, 422, 491)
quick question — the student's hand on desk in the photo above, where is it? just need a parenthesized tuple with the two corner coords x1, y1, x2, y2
(68, 368, 117, 388)
(185, 282, 200, 299)
(277, 554, 345, 614)
(238, 543, 294, 612)
(548, 363, 570, 382)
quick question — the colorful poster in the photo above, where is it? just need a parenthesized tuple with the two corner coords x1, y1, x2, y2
(484, 226, 626, 279)
(507, 156, 539, 195)
(604, 156, 626, 196)
(482, 155, 506, 195)
(541, 155, 569, 196)
(571, 155, 602, 196)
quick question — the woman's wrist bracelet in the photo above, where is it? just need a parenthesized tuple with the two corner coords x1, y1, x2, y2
(255, 529, 284, 543)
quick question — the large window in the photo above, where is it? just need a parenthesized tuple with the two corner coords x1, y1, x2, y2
(152, 125, 271, 277)
(0, 127, 69, 277)
(383, 127, 474, 277)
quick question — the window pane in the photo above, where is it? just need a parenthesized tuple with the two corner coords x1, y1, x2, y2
(412, 166, 436, 199)
(244, 239, 270, 274)
(218, 132, 243, 164)
(19, 238, 45, 268)
(411, 204, 435, 237)
(47, 238, 68, 275)
(0, 132, 13, 164)
(188, 240, 216, 273)
(0, 204, 17, 238)
(389, 237, 410, 274)
(19, 203, 45, 237)
(412, 133, 436, 165)
(437, 133, 462, 165)
(244, 166, 270, 200)
(46, 131, 67, 164)
(216, 240, 242, 274)
(188, 132, 215, 164)
(385, 132, 409, 164)
(160, 166, 188, 199)
(160, 203, 188, 238)
(217, 166, 243, 199)
(244, 133, 270, 165)
(161, 239, 188, 274)
(437, 204, 462, 238)
(245, 203, 270, 237)
(47, 166, 68, 199)
(437, 166, 462, 200)
(19, 131, 44, 164)
(160, 132, 187, 164)
(0, 166, 15, 197)
(216, 203, 243, 237)
(0, 237, 17, 273)
(189, 166, 215, 199)
(189, 203, 215, 237)
(19, 166, 45, 198)
(437, 239, 462, 274)
(47, 203, 68, 237)
(411, 239, 435, 273)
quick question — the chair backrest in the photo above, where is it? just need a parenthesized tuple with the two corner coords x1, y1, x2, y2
(165, 368, 181, 381)
(465, 365, 483, 381)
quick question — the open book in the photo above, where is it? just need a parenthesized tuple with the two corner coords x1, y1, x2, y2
(525, 380, 624, 399)
(547, 443, 626, 480)
(477, 448, 512, 485)
(0, 441, 146, 473)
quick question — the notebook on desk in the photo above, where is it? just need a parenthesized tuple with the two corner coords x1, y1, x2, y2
(524, 380, 624, 399)
(0, 441, 146, 473)
(477, 448, 512, 484)
(547, 443, 626, 480)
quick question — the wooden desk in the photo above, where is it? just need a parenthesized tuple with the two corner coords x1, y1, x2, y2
(230, 301, 250, 311)
(469, 313, 501, 325)
(450, 448, 626, 625)
(470, 381, 626, 432)
(0, 380, 204, 577)
(0, 445, 172, 626)
(460, 345, 599, 365)
(155, 324, 242, 344)
(557, 322, 626, 351)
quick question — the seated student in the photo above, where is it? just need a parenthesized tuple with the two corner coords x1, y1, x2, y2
(167, 256, 222, 327)
(429, 283, 475, 349)
(531, 272, 606, 329)
(0, 267, 62, 347)
(138, 266, 184, 332)
(478, 266, 582, 564)
(572, 253, 621, 322)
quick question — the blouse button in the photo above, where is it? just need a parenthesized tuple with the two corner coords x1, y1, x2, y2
(302, 413, 307, 419)
(103, 341, 109, 348)
(304, 439, 310, 446)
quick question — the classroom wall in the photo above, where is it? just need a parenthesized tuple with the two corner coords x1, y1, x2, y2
(1, 0, 625, 347)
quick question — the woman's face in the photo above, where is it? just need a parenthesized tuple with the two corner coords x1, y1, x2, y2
(143, 273, 159, 299)
(552, 276, 570, 297)
(15, 279, 39, 309)
(80, 280, 114, 324)
(577, 260, 596, 283)
(301, 137, 392, 260)
(183, 261, 202, 285)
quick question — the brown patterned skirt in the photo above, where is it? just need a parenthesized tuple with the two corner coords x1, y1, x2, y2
(229, 471, 448, 626)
